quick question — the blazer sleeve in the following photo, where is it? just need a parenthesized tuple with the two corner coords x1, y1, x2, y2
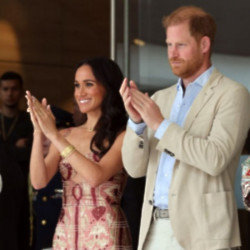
(156, 84, 250, 176)
(122, 125, 150, 178)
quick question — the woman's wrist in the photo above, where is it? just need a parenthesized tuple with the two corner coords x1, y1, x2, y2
(33, 129, 43, 135)
(60, 145, 76, 159)
(47, 130, 61, 143)
(33, 130, 46, 142)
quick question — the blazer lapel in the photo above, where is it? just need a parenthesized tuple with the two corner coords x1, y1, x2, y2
(162, 85, 177, 119)
(184, 69, 222, 130)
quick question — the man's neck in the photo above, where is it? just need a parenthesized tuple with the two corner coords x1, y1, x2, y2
(182, 61, 212, 89)
(0, 106, 20, 118)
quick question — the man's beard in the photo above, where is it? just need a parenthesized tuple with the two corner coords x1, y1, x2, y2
(169, 56, 203, 79)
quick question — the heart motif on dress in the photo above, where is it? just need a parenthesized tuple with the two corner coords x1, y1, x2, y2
(92, 206, 106, 220)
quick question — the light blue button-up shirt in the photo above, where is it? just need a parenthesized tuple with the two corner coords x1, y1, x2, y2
(128, 66, 214, 209)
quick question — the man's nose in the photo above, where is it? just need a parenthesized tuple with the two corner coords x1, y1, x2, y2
(170, 46, 179, 58)
(168, 44, 178, 57)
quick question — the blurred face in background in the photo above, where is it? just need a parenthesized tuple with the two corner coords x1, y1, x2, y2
(0, 79, 22, 108)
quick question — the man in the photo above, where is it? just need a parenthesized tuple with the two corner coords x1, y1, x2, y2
(120, 6, 250, 250)
(0, 71, 33, 250)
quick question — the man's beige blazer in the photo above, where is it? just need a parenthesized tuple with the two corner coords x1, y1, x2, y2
(122, 69, 250, 250)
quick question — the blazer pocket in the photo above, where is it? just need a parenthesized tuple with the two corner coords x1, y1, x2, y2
(202, 191, 234, 240)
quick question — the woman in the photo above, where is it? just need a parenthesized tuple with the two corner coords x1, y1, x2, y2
(26, 57, 132, 249)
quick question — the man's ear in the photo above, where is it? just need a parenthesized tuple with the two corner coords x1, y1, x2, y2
(200, 36, 211, 54)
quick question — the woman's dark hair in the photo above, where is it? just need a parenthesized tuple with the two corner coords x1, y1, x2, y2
(74, 57, 127, 157)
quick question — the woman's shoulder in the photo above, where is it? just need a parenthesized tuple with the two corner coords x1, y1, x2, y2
(116, 129, 126, 140)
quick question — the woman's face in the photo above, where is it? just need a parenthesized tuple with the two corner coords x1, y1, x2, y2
(74, 65, 106, 115)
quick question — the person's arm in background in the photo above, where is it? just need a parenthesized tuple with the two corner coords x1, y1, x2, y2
(14, 113, 33, 162)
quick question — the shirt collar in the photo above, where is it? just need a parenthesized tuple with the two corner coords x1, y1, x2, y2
(176, 65, 214, 90)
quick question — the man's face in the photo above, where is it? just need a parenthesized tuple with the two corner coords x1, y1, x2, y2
(0, 79, 22, 108)
(166, 22, 204, 80)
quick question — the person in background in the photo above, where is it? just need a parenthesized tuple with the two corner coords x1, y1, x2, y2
(240, 130, 250, 211)
(0, 71, 33, 250)
(235, 129, 250, 210)
(31, 105, 74, 250)
(26, 57, 132, 249)
(120, 6, 250, 250)
(234, 129, 250, 249)
(242, 157, 250, 211)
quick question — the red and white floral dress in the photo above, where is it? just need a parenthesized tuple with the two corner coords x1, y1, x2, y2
(53, 153, 132, 250)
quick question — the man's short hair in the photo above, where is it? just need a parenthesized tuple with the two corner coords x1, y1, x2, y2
(162, 6, 216, 47)
(0, 71, 23, 88)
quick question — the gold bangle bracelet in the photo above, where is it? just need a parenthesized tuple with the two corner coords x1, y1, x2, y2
(60, 145, 76, 159)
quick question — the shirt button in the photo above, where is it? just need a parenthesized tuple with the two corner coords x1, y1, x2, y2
(148, 200, 153, 205)
(139, 141, 144, 149)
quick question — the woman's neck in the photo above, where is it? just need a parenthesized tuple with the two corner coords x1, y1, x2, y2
(84, 113, 101, 131)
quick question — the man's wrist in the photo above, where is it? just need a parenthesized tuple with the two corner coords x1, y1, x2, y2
(128, 118, 146, 135)
(152, 118, 164, 131)
(130, 118, 143, 124)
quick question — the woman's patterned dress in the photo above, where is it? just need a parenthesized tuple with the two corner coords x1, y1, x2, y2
(53, 153, 132, 250)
